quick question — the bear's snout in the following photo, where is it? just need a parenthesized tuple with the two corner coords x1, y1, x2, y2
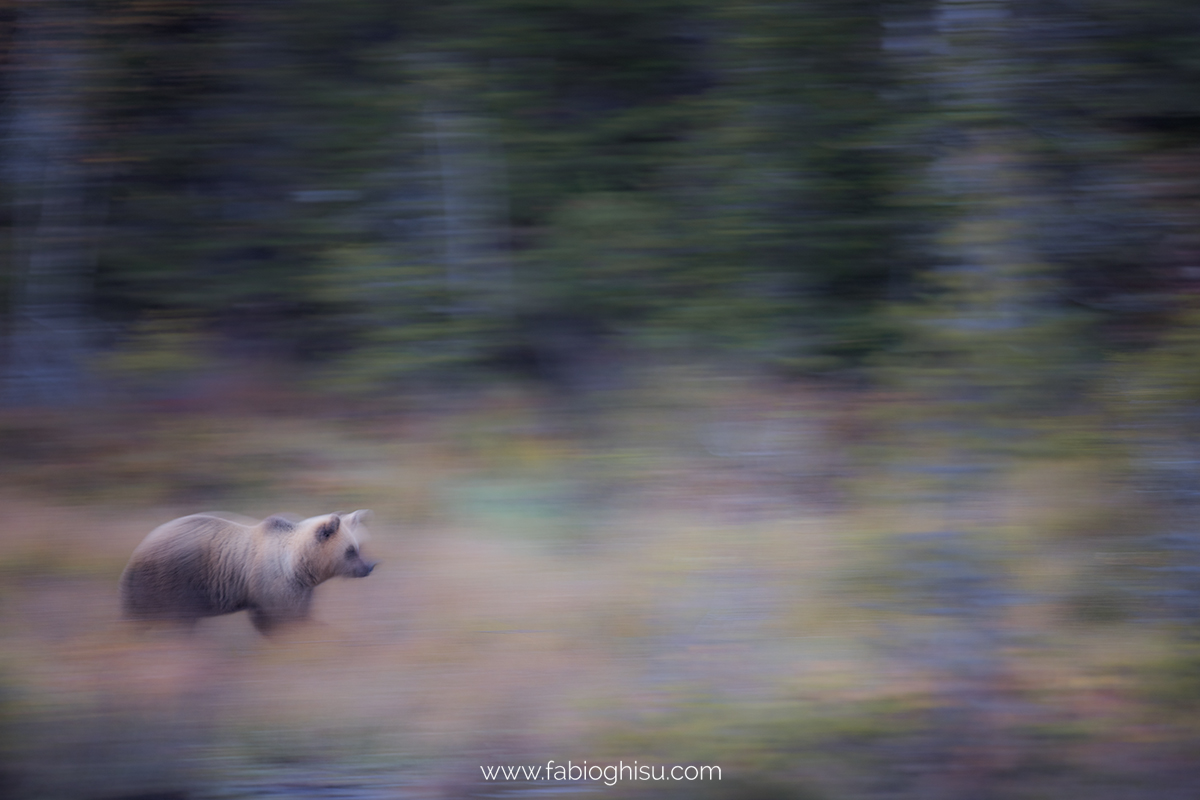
(353, 559, 377, 578)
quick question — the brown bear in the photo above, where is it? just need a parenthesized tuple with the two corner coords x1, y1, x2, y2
(120, 509, 376, 634)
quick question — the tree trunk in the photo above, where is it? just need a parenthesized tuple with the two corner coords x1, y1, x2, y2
(2, 0, 97, 405)
(424, 93, 514, 318)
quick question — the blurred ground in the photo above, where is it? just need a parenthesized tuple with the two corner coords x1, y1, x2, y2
(1, 368, 1198, 800)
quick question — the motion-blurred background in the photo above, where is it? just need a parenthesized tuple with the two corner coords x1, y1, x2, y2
(3, 0, 1200, 798)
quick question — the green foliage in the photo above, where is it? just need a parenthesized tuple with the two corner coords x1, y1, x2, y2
(1, 0, 1199, 393)
(1111, 305, 1200, 416)
(97, 313, 215, 386)
(32, 0, 921, 383)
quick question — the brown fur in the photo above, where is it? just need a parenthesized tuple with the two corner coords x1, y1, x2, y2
(120, 510, 375, 634)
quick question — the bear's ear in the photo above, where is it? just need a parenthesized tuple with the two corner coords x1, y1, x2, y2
(315, 517, 340, 541)
(262, 515, 296, 533)
(347, 509, 373, 529)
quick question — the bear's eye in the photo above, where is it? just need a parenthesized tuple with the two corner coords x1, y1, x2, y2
(345, 546, 357, 559)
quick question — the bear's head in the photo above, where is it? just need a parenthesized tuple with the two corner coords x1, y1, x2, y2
(291, 509, 377, 585)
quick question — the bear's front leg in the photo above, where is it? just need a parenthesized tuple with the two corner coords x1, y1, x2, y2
(249, 589, 313, 635)
(249, 607, 279, 635)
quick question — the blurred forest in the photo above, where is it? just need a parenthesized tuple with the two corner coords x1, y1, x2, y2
(3, 0, 1199, 393)
(4, 0, 1200, 798)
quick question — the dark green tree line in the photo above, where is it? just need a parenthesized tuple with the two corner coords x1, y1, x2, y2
(0, 0, 1198, 399)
